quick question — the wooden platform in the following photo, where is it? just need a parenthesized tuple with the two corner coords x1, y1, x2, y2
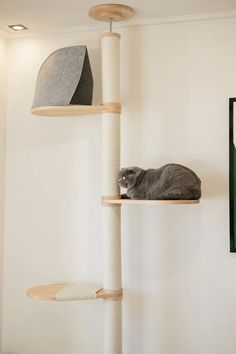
(27, 284, 123, 301)
(102, 197, 200, 206)
(31, 103, 121, 117)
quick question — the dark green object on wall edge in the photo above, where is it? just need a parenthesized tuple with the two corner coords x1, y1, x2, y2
(229, 98, 236, 252)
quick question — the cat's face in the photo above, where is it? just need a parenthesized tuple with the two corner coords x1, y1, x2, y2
(118, 167, 143, 189)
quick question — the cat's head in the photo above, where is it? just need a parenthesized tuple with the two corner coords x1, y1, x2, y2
(118, 167, 144, 189)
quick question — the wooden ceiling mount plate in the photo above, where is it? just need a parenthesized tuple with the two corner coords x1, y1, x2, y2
(88, 4, 135, 22)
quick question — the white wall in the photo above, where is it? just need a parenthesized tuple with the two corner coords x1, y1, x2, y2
(0, 32, 7, 351)
(2, 18, 236, 354)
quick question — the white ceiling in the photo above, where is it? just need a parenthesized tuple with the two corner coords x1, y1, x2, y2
(0, 0, 236, 35)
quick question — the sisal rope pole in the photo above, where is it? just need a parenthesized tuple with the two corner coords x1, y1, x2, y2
(102, 32, 122, 354)
(102, 32, 121, 291)
(104, 299, 122, 354)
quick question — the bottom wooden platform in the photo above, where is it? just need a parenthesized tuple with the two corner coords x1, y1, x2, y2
(27, 284, 123, 301)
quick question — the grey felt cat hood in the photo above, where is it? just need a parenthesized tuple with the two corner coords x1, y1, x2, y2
(32, 46, 93, 108)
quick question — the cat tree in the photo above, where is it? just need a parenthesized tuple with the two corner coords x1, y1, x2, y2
(28, 4, 199, 354)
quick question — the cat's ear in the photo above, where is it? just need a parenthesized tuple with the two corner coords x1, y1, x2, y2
(127, 168, 135, 175)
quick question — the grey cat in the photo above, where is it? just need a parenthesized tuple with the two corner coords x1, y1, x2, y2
(117, 164, 201, 200)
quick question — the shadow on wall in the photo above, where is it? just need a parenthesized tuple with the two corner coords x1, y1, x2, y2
(190, 160, 227, 198)
(88, 47, 101, 105)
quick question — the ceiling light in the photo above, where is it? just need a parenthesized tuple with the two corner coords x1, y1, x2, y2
(8, 24, 28, 31)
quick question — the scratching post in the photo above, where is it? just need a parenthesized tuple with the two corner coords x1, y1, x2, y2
(102, 31, 122, 354)
(102, 32, 121, 291)
(89, 5, 135, 353)
(104, 299, 122, 354)
(28, 4, 136, 354)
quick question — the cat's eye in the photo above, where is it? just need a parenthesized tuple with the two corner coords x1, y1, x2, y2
(122, 176, 126, 180)
(128, 170, 134, 175)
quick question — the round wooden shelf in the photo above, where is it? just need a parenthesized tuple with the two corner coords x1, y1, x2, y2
(88, 4, 135, 22)
(27, 284, 67, 301)
(27, 284, 123, 301)
(31, 103, 121, 117)
(102, 197, 200, 206)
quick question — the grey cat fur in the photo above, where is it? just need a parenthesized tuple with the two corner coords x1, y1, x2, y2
(117, 164, 201, 200)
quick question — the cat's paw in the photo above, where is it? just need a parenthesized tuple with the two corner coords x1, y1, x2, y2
(121, 194, 130, 199)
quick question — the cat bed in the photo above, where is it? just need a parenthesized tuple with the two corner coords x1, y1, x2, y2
(32, 46, 93, 108)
